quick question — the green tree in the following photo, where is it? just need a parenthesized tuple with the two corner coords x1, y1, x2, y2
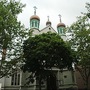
(0, 0, 28, 78)
(22, 32, 74, 90)
(69, 3, 90, 90)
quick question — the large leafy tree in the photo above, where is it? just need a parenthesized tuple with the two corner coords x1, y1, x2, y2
(69, 3, 90, 90)
(22, 32, 74, 90)
(0, 0, 28, 78)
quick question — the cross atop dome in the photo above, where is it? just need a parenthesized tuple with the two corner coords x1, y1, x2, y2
(46, 16, 51, 26)
(47, 16, 50, 21)
(58, 14, 62, 22)
(33, 6, 37, 15)
(57, 14, 65, 28)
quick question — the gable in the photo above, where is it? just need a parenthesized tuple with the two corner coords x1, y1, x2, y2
(30, 25, 57, 36)
(40, 25, 57, 34)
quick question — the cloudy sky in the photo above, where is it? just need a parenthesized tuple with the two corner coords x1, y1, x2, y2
(18, 0, 90, 30)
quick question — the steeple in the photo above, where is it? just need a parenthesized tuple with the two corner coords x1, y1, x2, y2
(30, 6, 40, 29)
(46, 16, 51, 26)
(47, 16, 49, 21)
(57, 14, 65, 35)
(58, 14, 62, 23)
(33, 6, 37, 15)
(57, 14, 65, 27)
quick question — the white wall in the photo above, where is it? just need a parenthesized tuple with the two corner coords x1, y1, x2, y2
(4, 77, 11, 86)
(0, 77, 5, 87)
(0, 83, 2, 90)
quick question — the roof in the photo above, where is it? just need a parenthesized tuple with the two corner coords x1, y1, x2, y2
(57, 22, 65, 27)
(30, 15, 40, 20)
(46, 21, 51, 26)
(40, 25, 57, 34)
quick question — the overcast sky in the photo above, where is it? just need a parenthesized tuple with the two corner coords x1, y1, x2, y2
(18, 0, 90, 30)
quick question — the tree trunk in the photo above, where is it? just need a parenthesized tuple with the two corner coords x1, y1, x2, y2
(85, 78, 89, 90)
(2, 49, 6, 60)
(46, 76, 51, 90)
(39, 75, 42, 90)
(0, 49, 6, 76)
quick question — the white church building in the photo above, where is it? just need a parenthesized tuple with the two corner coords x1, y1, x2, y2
(0, 6, 78, 90)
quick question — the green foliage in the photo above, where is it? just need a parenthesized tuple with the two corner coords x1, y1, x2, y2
(70, 15, 90, 66)
(86, 3, 90, 18)
(69, 3, 90, 89)
(22, 32, 74, 85)
(0, 0, 29, 77)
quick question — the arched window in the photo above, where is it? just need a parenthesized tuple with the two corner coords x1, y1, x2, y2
(32, 21, 34, 27)
(35, 21, 37, 27)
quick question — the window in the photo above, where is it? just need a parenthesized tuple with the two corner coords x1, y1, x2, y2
(32, 21, 34, 27)
(64, 75, 67, 78)
(59, 80, 63, 85)
(60, 28, 63, 34)
(11, 72, 20, 85)
(49, 28, 51, 30)
(38, 23, 39, 28)
(35, 21, 37, 27)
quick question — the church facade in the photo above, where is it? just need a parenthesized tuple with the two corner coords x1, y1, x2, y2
(0, 7, 78, 90)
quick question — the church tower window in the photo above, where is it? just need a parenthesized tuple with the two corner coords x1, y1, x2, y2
(35, 21, 37, 27)
(32, 21, 34, 27)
